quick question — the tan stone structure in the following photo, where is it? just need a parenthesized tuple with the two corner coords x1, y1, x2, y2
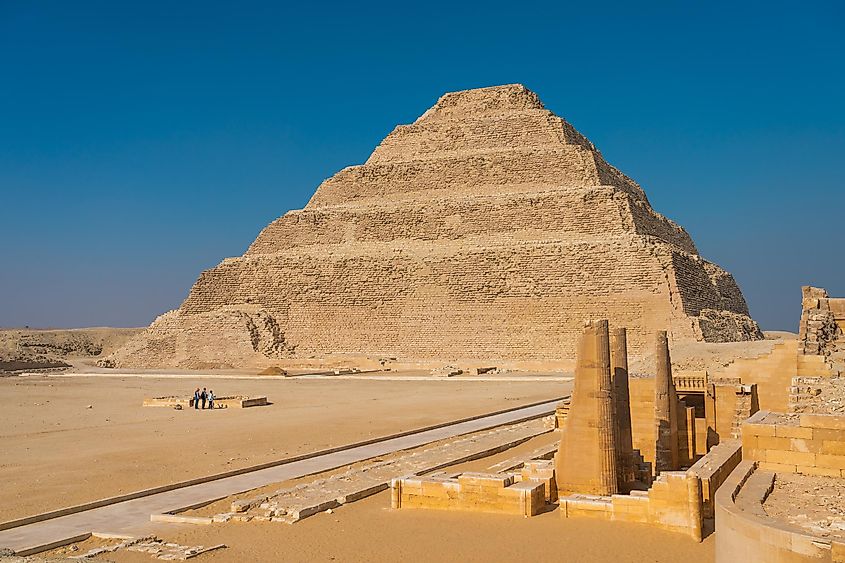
(105, 84, 760, 369)
(654, 331, 680, 473)
(553, 320, 742, 542)
(391, 472, 546, 517)
(715, 411, 845, 562)
(555, 320, 618, 496)
(559, 469, 704, 541)
(742, 410, 845, 478)
(611, 328, 636, 491)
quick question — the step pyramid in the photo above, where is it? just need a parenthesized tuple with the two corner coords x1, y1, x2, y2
(110, 84, 761, 369)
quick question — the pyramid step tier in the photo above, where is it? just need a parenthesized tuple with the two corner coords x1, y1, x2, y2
(367, 109, 594, 164)
(183, 238, 753, 341)
(307, 146, 644, 208)
(249, 186, 696, 256)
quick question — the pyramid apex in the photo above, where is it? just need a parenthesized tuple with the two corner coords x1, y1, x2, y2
(419, 84, 544, 121)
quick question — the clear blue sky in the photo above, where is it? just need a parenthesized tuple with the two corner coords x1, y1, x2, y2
(1, 1, 843, 331)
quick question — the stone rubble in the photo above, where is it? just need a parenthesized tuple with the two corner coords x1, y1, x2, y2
(67, 536, 226, 561)
(763, 473, 845, 541)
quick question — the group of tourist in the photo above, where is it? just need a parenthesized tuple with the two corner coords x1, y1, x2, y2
(193, 387, 215, 409)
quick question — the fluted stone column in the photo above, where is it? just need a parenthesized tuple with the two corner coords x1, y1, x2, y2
(556, 320, 618, 496)
(654, 330, 679, 474)
(611, 327, 635, 491)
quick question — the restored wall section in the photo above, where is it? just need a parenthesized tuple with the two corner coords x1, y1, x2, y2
(390, 473, 545, 517)
(687, 439, 742, 519)
(560, 470, 703, 541)
(711, 341, 797, 412)
(742, 410, 845, 477)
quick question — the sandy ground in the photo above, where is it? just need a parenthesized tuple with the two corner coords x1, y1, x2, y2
(33, 432, 714, 563)
(0, 374, 566, 522)
(92, 434, 713, 563)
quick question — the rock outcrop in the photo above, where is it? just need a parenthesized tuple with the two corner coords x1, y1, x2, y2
(0, 328, 141, 372)
(108, 84, 761, 369)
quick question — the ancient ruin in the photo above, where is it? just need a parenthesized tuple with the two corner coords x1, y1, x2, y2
(555, 320, 619, 496)
(142, 395, 268, 409)
(104, 84, 761, 370)
(4, 84, 843, 563)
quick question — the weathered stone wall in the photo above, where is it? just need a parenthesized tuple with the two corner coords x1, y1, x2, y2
(117, 242, 687, 367)
(799, 286, 844, 361)
(248, 188, 696, 255)
(108, 84, 761, 368)
(307, 147, 641, 208)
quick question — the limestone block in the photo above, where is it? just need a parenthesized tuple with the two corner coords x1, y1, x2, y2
(457, 472, 513, 489)
(773, 425, 814, 440)
(823, 440, 845, 456)
(801, 414, 845, 430)
(814, 454, 845, 471)
(521, 460, 558, 502)
(392, 473, 546, 516)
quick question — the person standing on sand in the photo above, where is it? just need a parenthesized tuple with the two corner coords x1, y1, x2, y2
(208, 390, 215, 410)
(193, 388, 200, 409)
(201, 387, 207, 410)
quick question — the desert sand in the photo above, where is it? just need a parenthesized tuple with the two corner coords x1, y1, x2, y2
(38, 433, 714, 562)
(0, 373, 565, 522)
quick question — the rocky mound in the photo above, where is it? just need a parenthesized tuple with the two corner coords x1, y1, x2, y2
(0, 328, 142, 373)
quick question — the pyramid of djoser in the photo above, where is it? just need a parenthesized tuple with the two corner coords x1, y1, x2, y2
(110, 84, 762, 369)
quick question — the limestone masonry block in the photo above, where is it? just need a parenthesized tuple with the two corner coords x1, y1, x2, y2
(743, 410, 845, 478)
(392, 472, 546, 516)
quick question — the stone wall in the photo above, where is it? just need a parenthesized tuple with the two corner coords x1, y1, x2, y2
(799, 287, 842, 356)
(390, 472, 545, 516)
(248, 188, 697, 255)
(559, 470, 704, 541)
(743, 410, 845, 478)
(798, 287, 845, 383)
(712, 341, 798, 412)
(687, 439, 742, 519)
